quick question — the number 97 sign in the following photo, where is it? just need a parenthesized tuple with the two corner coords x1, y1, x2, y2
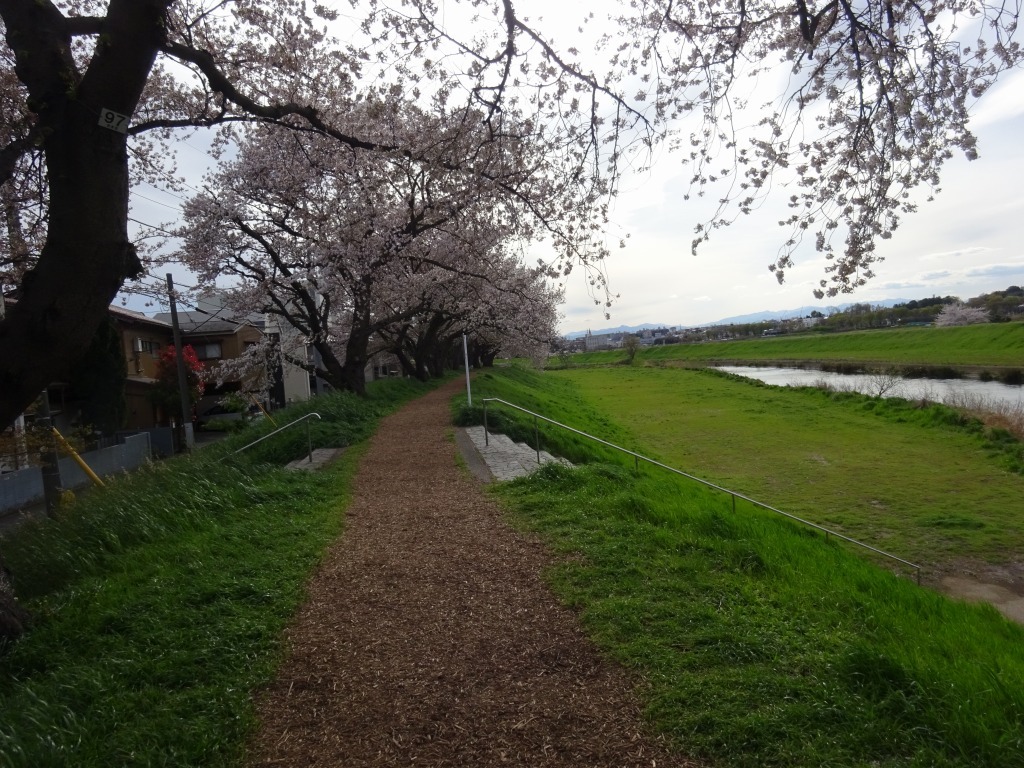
(98, 108, 129, 134)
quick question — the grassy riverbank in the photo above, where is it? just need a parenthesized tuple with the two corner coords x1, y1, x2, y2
(464, 365, 1024, 767)
(558, 320, 1024, 370)
(557, 366, 1024, 564)
(0, 379, 436, 767)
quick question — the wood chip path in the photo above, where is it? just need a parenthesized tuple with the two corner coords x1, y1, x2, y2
(248, 380, 695, 767)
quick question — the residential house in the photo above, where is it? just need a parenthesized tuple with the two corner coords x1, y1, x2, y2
(152, 308, 264, 417)
(109, 305, 174, 429)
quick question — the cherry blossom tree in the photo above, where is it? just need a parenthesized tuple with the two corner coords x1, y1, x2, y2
(934, 302, 990, 326)
(179, 103, 581, 393)
(379, 257, 562, 379)
(627, 0, 1023, 297)
(0, 1, 377, 429)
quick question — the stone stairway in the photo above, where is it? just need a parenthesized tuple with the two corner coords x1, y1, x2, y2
(462, 426, 572, 481)
(279, 427, 572, 483)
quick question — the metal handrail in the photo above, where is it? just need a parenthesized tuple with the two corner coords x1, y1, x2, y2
(222, 412, 322, 463)
(482, 397, 921, 583)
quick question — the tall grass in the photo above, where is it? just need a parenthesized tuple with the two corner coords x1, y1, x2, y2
(0, 378, 437, 767)
(935, 389, 1024, 443)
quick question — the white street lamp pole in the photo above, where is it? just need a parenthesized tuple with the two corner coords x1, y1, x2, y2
(462, 333, 472, 406)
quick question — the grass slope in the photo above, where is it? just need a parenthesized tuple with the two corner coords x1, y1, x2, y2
(556, 367, 1024, 565)
(453, 367, 643, 465)
(464, 365, 1024, 767)
(0, 379, 437, 767)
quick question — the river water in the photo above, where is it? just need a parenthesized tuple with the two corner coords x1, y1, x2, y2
(718, 366, 1024, 410)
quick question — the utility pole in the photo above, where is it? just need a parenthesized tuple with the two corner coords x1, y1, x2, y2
(166, 274, 194, 451)
(462, 333, 472, 406)
(36, 389, 63, 518)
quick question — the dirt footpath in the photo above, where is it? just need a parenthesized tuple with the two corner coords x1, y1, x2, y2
(248, 380, 693, 767)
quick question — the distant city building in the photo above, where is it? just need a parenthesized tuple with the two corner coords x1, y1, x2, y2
(584, 331, 625, 351)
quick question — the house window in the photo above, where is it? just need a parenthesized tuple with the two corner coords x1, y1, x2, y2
(193, 342, 223, 360)
(132, 338, 161, 357)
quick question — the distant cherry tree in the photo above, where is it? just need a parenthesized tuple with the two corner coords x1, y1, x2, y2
(934, 303, 991, 327)
(379, 259, 562, 379)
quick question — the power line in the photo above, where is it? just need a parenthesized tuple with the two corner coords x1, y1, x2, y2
(137, 180, 191, 203)
(133, 191, 182, 212)
(124, 270, 262, 334)
(127, 217, 179, 237)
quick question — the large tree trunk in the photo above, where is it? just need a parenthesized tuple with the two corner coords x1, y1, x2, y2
(339, 302, 376, 395)
(409, 345, 432, 381)
(338, 338, 369, 395)
(0, 0, 167, 430)
(320, 307, 372, 395)
(428, 347, 448, 378)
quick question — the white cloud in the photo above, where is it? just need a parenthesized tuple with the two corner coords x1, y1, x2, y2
(969, 70, 1024, 129)
(916, 247, 992, 263)
(881, 280, 927, 290)
(965, 262, 1024, 279)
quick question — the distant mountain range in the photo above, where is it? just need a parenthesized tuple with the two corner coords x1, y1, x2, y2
(564, 299, 909, 338)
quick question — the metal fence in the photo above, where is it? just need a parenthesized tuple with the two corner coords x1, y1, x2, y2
(223, 412, 322, 463)
(481, 397, 922, 584)
(0, 432, 152, 516)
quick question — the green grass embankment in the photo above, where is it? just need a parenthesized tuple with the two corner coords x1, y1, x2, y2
(560, 321, 1024, 370)
(0, 378, 437, 768)
(461, 365, 1024, 767)
(560, 366, 1024, 563)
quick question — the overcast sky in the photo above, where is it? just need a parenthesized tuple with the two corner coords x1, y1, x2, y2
(125, 1, 1024, 333)
(555, 68, 1024, 333)
(504, 1, 1024, 333)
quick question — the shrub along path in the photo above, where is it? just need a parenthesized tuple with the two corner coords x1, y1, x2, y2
(248, 379, 692, 767)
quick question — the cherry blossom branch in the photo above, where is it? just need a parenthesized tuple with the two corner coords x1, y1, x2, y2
(158, 40, 390, 151)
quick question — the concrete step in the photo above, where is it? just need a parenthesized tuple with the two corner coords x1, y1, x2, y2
(285, 447, 345, 471)
(462, 426, 573, 481)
